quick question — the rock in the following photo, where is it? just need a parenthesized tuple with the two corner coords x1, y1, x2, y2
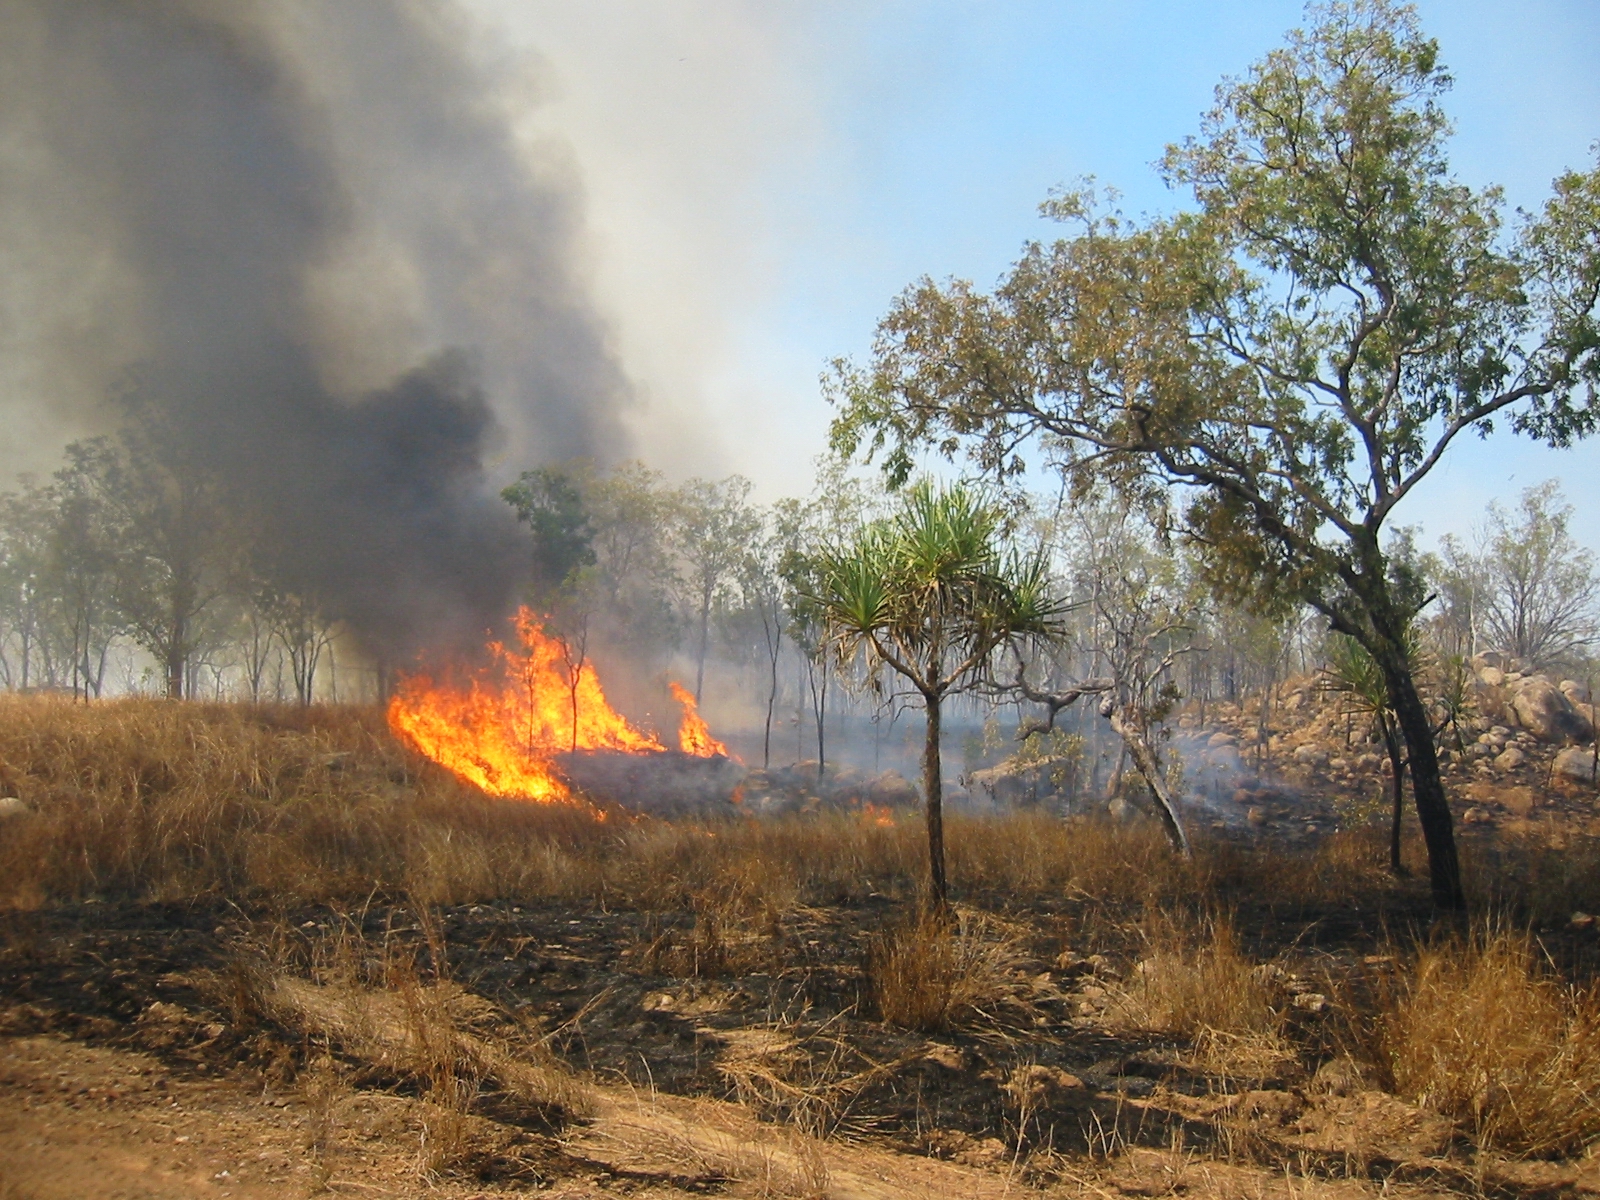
(1494, 747, 1527, 771)
(1293, 745, 1328, 767)
(1555, 746, 1600, 784)
(139, 1001, 190, 1025)
(1246, 805, 1268, 826)
(1208, 731, 1238, 747)
(1003, 1064, 1088, 1110)
(1478, 666, 1506, 688)
(1462, 806, 1494, 825)
(1511, 676, 1593, 742)
(1227, 1089, 1305, 1124)
(867, 770, 918, 807)
(0, 796, 30, 821)
(1312, 1056, 1364, 1097)
(921, 1042, 967, 1071)
(1571, 912, 1596, 931)
(1292, 991, 1329, 1013)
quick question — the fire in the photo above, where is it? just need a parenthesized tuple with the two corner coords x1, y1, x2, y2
(670, 681, 736, 760)
(387, 608, 734, 803)
(860, 802, 896, 827)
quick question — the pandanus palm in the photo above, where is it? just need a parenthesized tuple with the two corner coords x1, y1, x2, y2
(807, 481, 1067, 908)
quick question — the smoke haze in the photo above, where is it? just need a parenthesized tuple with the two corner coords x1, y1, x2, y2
(0, 0, 632, 654)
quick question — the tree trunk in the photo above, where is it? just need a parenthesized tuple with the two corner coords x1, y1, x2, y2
(695, 588, 711, 704)
(763, 635, 779, 769)
(813, 664, 827, 778)
(922, 693, 948, 910)
(1108, 705, 1190, 855)
(1379, 713, 1409, 877)
(1376, 645, 1463, 908)
(166, 646, 184, 700)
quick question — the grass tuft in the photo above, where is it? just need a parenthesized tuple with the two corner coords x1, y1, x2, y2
(1381, 926, 1600, 1156)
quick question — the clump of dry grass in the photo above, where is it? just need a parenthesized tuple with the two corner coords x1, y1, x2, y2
(866, 908, 1033, 1032)
(1105, 913, 1283, 1040)
(1381, 926, 1600, 1156)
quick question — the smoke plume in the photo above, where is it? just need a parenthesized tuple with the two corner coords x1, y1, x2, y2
(0, 0, 631, 655)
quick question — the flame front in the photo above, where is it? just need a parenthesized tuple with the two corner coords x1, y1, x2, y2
(670, 681, 735, 760)
(387, 608, 734, 802)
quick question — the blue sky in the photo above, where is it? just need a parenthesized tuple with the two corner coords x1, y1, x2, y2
(480, 0, 1600, 551)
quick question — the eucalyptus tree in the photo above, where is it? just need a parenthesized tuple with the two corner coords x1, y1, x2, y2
(48, 442, 121, 699)
(830, 1, 1600, 907)
(808, 480, 1066, 908)
(1439, 482, 1597, 670)
(1060, 496, 1204, 852)
(738, 512, 791, 769)
(257, 587, 335, 705)
(673, 476, 761, 703)
(85, 386, 237, 701)
(0, 480, 56, 689)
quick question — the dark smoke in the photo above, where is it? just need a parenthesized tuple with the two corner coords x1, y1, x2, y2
(0, 1, 631, 655)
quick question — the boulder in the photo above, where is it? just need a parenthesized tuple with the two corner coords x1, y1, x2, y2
(1555, 746, 1600, 784)
(867, 770, 919, 808)
(0, 796, 29, 821)
(1478, 666, 1506, 688)
(1493, 746, 1527, 771)
(1510, 676, 1594, 743)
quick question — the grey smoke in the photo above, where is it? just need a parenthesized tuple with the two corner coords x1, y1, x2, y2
(0, 0, 631, 655)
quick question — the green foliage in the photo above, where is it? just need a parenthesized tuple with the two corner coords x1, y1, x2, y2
(808, 480, 1067, 699)
(501, 466, 597, 598)
(828, 0, 1599, 635)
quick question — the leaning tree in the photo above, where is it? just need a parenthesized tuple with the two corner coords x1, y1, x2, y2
(807, 480, 1066, 909)
(830, 0, 1600, 908)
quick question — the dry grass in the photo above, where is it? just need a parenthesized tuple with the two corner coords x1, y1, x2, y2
(221, 906, 592, 1179)
(1380, 926, 1600, 1156)
(865, 908, 1034, 1032)
(1104, 913, 1283, 1040)
(0, 696, 1416, 919)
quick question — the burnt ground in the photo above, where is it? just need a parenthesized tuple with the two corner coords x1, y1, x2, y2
(7, 753, 1600, 1198)
(7, 849, 1600, 1199)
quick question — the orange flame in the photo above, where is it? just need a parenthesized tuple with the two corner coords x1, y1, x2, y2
(861, 802, 896, 827)
(387, 607, 678, 803)
(669, 681, 736, 760)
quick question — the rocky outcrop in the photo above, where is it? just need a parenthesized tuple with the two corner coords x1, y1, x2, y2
(1509, 676, 1594, 743)
(1470, 660, 1595, 744)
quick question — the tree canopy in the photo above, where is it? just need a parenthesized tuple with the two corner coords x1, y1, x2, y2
(828, 0, 1600, 907)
